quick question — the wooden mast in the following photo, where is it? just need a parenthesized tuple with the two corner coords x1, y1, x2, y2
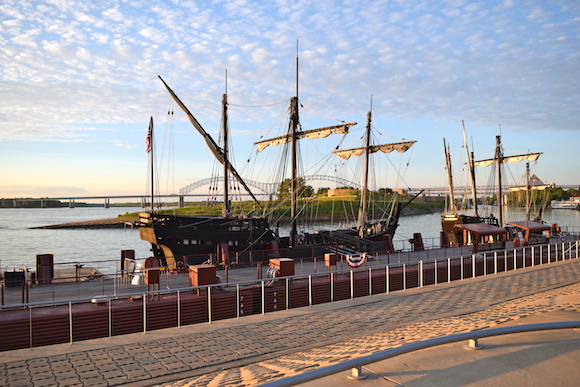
(357, 104, 372, 237)
(290, 46, 299, 246)
(495, 135, 504, 226)
(462, 121, 478, 216)
(443, 138, 457, 215)
(221, 71, 231, 217)
(148, 117, 154, 211)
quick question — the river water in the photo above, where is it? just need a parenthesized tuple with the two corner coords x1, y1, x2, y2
(1, 207, 578, 276)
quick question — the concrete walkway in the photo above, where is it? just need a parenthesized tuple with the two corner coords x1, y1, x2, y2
(1, 259, 579, 386)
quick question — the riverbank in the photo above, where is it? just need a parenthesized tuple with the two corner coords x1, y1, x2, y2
(34, 204, 443, 229)
(34, 216, 137, 229)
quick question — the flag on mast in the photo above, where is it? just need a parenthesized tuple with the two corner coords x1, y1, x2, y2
(146, 117, 153, 153)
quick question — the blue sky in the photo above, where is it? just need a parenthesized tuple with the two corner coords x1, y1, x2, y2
(1, 0, 578, 200)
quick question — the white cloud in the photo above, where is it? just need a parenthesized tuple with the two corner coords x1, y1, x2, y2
(11, 34, 37, 48)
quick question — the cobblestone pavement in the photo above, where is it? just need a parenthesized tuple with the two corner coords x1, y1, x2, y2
(1, 260, 579, 387)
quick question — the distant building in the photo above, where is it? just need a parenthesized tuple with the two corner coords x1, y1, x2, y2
(327, 188, 354, 197)
(394, 188, 407, 196)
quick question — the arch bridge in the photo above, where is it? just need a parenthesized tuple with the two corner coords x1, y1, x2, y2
(179, 175, 361, 196)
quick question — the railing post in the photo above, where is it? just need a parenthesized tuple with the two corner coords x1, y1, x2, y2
(465, 337, 482, 350)
(330, 272, 334, 302)
(286, 277, 289, 310)
(460, 256, 464, 280)
(434, 259, 438, 285)
(308, 275, 312, 306)
(69, 301, 73, 345)
(402, 264, 406, 290)
(108, 298, 112, 338)
(513, 249, 517, 270)
(472, 255, 475, 278)
(386, 266, 390, 293)
(419, 261, 423, 288)
(368, 268, 372, 295)
(494, 251, 498, 274)
(143, 294, 147, 333)
(29, 307, 33, 349)
(261, 281, 265, 315)
(347, 366, 367, 380)
(208, 286, 213, 323)
(236, 284, 240, 318)
(532, 245, 535, 267)
(350, 270, 354, 299)
(177, 290, 181, 328)
(447, 258, 451, 283)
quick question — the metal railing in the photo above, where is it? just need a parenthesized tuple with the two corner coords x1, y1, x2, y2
(259, 321, 580, 386)
(0, 240, 578, 351)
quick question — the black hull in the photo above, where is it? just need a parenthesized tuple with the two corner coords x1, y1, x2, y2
(138, 206, 402, 266)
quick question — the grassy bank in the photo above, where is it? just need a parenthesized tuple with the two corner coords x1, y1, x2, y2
(125, 196, 445, 219)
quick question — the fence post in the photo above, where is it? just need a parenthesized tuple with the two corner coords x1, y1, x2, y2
(368, 268, 372, 295)
(447, 258, 451, 283)
(286, 277, 289, 310)
(236, 284, 240, 318)
(350, 270, 354, 299)
(434, 260, 438, 285)
(261, 281, 265, 315)
(386, 266, 390, 294)
(331, 272, 334, 302)
(143, 294, 147, 333)
(308, 275, 312, 306)
(472, 255, 475, 278)
(460, 257, 464, 280)
(69, 301, 73, 345)
(29, 307, 33, 349)
(419, 261, 423, 288)
(208, 286, 213, 323)
(403, 264, 406, 290)
(108, 298, 112, 338)
(177, 291, 181, 328)
(513, 249, 517, 270)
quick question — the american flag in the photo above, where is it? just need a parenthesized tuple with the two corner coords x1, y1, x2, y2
(146, 117, 153, 153)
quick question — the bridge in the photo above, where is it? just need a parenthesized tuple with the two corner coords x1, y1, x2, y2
(178, 175, 362, 196)
(4, 177, 577, 208)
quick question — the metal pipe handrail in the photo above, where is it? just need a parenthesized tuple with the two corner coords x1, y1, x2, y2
(259, 321, 580, 387)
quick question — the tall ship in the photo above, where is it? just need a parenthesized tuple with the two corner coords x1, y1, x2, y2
(138, 63, 417, 267)
(441, 122, 549, 251)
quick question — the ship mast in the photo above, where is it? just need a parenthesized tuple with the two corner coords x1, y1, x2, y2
(495, 135, 504, 226)
(443, 138, 457, 215)
(357, 105, 372, 237)
(147, 117, 154, 211)
(158, 75, 261, 207)
(289, 49, 299, 246)
(462, 121, 478, 216)
(221, 71, 231, 217)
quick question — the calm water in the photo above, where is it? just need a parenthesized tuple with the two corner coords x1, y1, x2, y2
(1, 206, 578, 275)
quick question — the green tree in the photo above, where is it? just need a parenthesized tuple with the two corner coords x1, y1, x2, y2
(277, 178, 314, 200)
(316, 187, 330, 196)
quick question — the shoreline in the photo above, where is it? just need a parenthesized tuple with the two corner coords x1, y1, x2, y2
(33, 207, 442, 229)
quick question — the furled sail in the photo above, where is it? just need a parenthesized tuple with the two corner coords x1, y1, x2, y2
(255, 123, 355, 152)
(333, 140, 416, 160)
(473, 152, 542, 167)
(158, 75, 261, 206)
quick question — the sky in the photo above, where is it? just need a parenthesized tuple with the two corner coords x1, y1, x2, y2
(1, 0, 579, 202)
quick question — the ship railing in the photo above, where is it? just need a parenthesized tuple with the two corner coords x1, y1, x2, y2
(0, 240, 578, 352)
